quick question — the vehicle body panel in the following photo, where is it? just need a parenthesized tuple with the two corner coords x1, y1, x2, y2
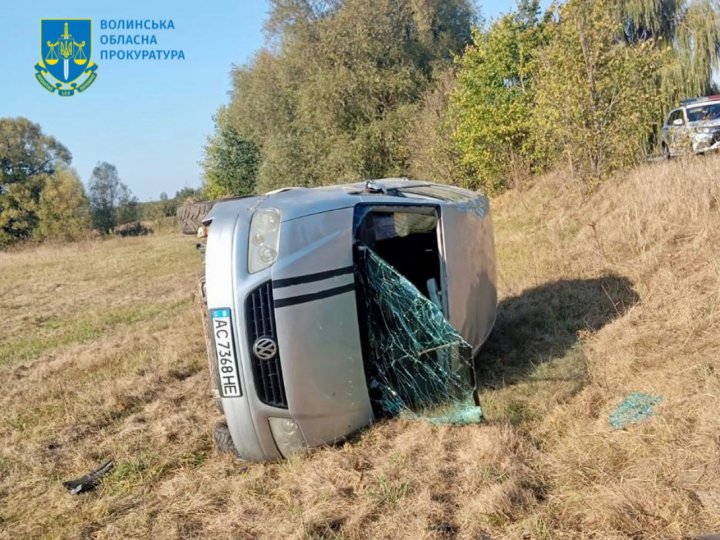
(270, 209, 374, 447)
(440, 197, 497, 355)
(204, 200, 278, 460)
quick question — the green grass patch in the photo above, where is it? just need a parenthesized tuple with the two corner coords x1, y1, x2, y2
(103, 451, 168, 495)
(371, 473, 409, 510)
(0, 299, 187, 365)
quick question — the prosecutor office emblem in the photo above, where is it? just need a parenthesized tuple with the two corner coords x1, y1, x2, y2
(36, 19, 98, 96)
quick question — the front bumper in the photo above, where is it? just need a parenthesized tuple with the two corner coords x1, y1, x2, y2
(692, 132, 720, 153)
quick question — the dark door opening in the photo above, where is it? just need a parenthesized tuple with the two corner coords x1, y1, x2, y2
(353, 207, 442, 302)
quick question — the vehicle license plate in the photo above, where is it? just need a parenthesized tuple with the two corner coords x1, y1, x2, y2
(210, 308, 242, 397)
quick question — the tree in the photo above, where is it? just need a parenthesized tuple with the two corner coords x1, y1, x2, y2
(452, 4, 547, 192)
(116, 183, 139, 225)
(448, 0, 720, 190)
(35, 168, 91, 241)
(532, 0, 664, 183)
(87, 162, 137, 233)
(158, 192, 176, 217)
(0, 118, 71, 245)
(406, 69, 472, 186)
(175, 186, 201, 201)
(203, 108, 259, 198)
(213, 0, 476, 192)
(530, 0, 720, 183)
(621, 0, 720, 104)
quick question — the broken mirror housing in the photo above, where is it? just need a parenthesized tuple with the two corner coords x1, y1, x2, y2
(201, 178, 497, 461)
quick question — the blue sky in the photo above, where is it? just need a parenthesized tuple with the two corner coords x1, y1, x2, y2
(1, 0, 539, 201)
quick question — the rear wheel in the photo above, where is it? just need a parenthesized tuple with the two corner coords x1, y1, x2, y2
(214, 422, 240, 457)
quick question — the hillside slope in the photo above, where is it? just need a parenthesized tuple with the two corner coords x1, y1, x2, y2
(0, 157, 719, 538)
(484, 156, 720, 537)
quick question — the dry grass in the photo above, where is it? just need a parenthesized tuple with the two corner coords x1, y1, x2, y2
(1, 156, 720, 538)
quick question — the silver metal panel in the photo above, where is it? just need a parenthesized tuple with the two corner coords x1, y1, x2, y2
(272, 209, 374, 446)
(440, 196, 497, 353)
(208, 178, 437, 224)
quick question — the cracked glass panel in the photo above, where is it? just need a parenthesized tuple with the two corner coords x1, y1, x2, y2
(355, 247, 482, 424)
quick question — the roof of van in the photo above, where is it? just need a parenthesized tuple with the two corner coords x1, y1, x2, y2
(206, 178, 471, 223)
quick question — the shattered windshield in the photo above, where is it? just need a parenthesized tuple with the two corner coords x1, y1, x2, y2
(354, 247, 482, 423)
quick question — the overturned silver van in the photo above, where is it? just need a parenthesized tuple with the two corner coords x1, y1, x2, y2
(200, 179, 496, 460)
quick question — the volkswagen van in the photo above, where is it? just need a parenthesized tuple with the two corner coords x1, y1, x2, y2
(200, 179, 496, 460)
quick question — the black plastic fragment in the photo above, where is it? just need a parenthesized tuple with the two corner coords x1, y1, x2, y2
(63, 460, 114, 494)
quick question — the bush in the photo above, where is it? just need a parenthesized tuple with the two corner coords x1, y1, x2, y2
(114, 221, 153, 237)
(35, 168, 92, 242)
(452, 5, 546, 192)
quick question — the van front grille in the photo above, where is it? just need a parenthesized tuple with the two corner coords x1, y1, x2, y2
(245, 282, 288, 408)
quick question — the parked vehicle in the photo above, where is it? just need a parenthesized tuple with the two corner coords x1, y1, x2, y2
(199, 178, 497, 461)
(661, 95, 720, 158)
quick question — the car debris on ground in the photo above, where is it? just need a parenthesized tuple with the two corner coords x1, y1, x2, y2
(63, 460, 114, 495)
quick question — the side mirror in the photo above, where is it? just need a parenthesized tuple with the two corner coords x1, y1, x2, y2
(673, 118, 684, 126)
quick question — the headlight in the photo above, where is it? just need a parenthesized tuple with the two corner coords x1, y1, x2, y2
(699, 127, 712, 134)
(268, 417, 307, 458)
(248, 208, 281, 273)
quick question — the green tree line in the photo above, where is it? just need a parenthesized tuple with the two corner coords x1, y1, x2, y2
(205, 0, 720, 196)
(0, 117, 194, 247)
(5, 0, 717, 248)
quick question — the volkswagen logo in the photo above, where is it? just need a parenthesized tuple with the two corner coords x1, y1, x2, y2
(252, 337, 278, 360)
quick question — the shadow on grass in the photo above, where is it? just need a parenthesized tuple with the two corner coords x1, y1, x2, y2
(474, 275, 638, 422)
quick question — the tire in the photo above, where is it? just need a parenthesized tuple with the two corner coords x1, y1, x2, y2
(214, 422, 240, 457)
(662, 143, 671, 160)
(177, 201, 214, 235)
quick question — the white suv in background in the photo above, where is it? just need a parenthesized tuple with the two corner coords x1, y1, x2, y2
(661, 95, 720, 157)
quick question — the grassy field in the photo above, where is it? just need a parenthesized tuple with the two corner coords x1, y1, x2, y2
(1, 157, 720, 538)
